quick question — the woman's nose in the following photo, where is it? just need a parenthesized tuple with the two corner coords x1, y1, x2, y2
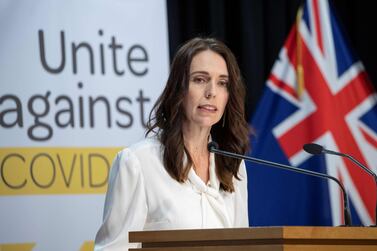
(204, 80, 217, 98)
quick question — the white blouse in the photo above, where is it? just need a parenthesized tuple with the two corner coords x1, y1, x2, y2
(94, 137, 248, 251)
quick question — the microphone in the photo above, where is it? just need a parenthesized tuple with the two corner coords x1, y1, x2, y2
(208, 141, 352, 226)
(304, 143, 377, 227)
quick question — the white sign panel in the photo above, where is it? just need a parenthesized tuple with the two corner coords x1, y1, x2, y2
(0, 0, 169, 250)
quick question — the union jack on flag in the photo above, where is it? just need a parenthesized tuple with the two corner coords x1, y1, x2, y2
(248, 0, 377, 226)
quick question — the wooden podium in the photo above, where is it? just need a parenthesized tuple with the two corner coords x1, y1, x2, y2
(129, 226, 377, 250)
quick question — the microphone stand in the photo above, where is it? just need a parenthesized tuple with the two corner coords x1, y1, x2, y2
(305, 143, 377, 227)
(208, 143, 352, 226)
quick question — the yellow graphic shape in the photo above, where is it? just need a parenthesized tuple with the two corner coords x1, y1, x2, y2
(0, 147, 121, 195)
(80, 241, 94, 251)
(0, 243, 35, 251)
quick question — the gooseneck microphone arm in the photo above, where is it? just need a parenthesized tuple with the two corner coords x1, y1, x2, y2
(208, 142, 352, 226)
(304, 143, 377, 227)
(324, 149, 376, 177)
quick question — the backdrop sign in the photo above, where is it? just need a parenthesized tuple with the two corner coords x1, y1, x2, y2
(0, 0, 169, 250)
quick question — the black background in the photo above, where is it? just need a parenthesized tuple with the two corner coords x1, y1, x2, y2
(167, 0, 377, 119)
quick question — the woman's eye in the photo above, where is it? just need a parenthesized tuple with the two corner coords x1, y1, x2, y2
(193, 77, 207, 83)
(219, 80, 228, 87)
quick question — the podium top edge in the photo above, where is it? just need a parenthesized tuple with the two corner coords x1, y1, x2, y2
(129, 226, 377, 243)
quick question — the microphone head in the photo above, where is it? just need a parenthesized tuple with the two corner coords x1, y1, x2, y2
(207, 141, 219, 152)
(303, 143, 324, 155)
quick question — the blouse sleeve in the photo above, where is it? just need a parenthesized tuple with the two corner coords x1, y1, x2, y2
(234, 160, 249, 227)
(94, 148, 148, 251)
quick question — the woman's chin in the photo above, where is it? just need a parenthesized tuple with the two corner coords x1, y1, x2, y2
(193, 119, 220, 129)
(183, 116, 222, 129)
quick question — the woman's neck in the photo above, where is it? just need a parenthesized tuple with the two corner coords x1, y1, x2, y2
(182, 123, 211, 184)
(182, 123, 210, 154)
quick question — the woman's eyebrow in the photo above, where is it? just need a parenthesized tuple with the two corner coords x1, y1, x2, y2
(190, 71, 210, 75)
(190, 71, 228, 78)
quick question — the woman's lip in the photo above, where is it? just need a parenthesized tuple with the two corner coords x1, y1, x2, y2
(198, 105, 217, 111)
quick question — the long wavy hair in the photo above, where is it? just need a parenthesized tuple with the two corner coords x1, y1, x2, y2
(147, 37, 249, 192)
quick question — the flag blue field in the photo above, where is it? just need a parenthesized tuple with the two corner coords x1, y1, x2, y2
(248, 0, 377, 226)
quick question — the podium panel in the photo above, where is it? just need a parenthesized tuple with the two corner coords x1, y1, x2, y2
(129, 226, 377, 251)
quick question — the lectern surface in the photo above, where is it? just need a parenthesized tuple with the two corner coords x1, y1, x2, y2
(129, 226, 377, 251)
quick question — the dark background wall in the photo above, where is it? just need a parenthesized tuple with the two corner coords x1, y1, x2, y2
(166, 0, 377, 119)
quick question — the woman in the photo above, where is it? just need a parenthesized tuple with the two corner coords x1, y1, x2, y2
(94, 37, 250, 250)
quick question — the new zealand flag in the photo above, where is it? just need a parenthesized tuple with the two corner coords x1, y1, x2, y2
(248, 0, 377, 226)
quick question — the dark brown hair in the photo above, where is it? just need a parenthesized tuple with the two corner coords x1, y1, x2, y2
(147, 37, 249, 192)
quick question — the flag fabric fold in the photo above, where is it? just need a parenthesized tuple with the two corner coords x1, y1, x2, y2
(248, 0, 377, 226)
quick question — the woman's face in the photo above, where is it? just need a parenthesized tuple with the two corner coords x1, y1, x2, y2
(183, 50, 229, 130)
